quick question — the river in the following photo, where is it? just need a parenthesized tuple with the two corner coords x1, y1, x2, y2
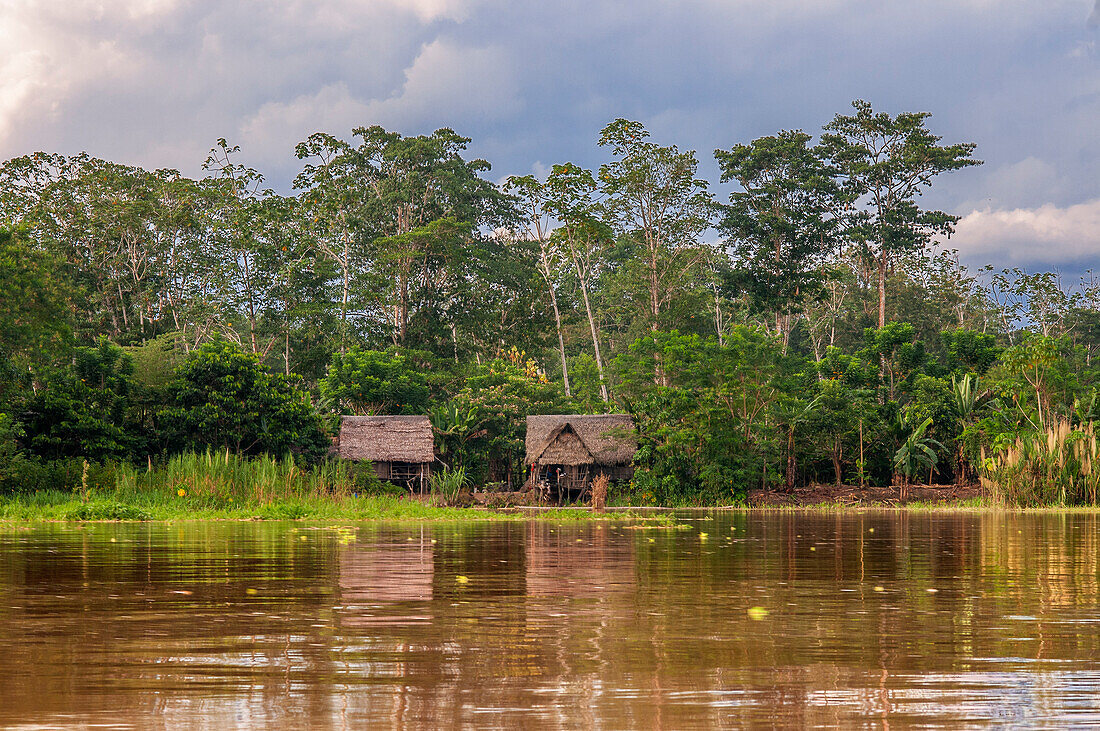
(0, 511, 1098, 728)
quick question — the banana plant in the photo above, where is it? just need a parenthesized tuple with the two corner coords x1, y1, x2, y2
(429, 401, 481, 470)
(894, 415, 944, 488)
(952, 373, 987, 483)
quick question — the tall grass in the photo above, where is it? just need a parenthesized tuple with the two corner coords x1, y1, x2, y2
(0, 451, 444, 521)
(980, 419, 1100, 506)
(114, 450, 372, 506)
(428, 467, 467, 505)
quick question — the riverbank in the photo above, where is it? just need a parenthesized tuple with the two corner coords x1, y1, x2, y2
(0, 489, 684, 523)
(746, 482, 985, 508)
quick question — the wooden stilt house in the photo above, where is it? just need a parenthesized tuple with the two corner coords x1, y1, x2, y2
(337, 415, 434, 492)
(525, 414, 636, 496)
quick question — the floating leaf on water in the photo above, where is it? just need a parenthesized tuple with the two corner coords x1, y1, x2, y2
(874, 586, 885, 592)
(245, 588, 258, 596)
(455, 575, 469, 584)
(747, 606, 769, 621)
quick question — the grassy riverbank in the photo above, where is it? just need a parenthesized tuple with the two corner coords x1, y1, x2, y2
(2, 452, 1094, 522)
(0, 452, 670, 522)
(0, 490, 503, 522)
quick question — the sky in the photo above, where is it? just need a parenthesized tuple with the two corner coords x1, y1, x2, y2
(1, 0, 1098, 275)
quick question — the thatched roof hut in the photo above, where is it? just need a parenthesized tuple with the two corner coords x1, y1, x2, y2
(338, 415, 434, 490)
(525, 414, 636, 468)
(338, 415, 434, 463)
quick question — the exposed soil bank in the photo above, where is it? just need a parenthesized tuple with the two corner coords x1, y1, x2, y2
(747, 482, 984, 507)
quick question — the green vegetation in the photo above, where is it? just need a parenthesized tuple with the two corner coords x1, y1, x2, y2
(1, 102, 1098, 509)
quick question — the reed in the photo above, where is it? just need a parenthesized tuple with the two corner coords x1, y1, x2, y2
(980, 419, 1100, 506)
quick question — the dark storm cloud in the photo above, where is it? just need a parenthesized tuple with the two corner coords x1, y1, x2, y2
(1, 0, 1098, 270)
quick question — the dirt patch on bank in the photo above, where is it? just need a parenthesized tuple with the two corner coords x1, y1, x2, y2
(747, 482, 984, 507)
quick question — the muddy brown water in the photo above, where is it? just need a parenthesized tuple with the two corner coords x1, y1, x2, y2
(0, 511, 1098, 729)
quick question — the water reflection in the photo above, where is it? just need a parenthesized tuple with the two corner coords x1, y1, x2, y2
(0, 513, 1097, 728)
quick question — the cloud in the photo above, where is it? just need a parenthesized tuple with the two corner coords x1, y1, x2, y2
(951, 198, 1100, 268)
(383, 0, 487, 22)
(0, 0, 1097, 243)
(240, 39, 519, 167)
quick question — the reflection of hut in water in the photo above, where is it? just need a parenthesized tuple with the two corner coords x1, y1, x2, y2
(337, 415, 434, 492)
(339, 543, 435, 604)
(525, 415, 636, 496)
(525, 523, 636, 598)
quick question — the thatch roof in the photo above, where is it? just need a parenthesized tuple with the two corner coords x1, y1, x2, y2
(338, 415, 434, 463)
(525, 414, 636, 467)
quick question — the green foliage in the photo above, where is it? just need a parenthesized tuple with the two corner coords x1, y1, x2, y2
(451, 356, 572, 486)
(981, 420, 1100, 506)
(163, 340, 329, 462)
(616, 328, 787, 502)
(988, 335, 1079, 432)
(320, 347, 430, 416)
(0, 227, 72, 405)
(862, 322, 928, 400)
(821, 100, 981, 327)
(429, 466, 468, 505)
(941, 328, 1000, 375)
(905, 375, 955, 470)
(21, 339, 139, 462)
(893, 416, 944, 484)
(429, 400, 479, 470)
(4, 108, 1100, 506)
(62, 500, 153, 521)
(804, 377, 881, 485)
(716, 130, 841, 338)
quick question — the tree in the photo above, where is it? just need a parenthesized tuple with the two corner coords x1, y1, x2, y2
(451, 353, 571, 487)
(862, 322, 927, 402)
(598, 120, 714, 334)
(0, 228, 72, 405)
(716, 130, 842, 350)
(893, 415, 943, 488)
(320, 348, 429, 416)
(821, 101, 980, 329)
(21, 339, 138, 462)
(615, 328, 786, 501)
(201, 140, 282, 355)
(163, 340, 328, 462)
(503, 174, 572, 396)
(545, 162, 613, 401)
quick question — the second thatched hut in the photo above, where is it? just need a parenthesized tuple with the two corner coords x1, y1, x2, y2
(525, 414, 636, 495)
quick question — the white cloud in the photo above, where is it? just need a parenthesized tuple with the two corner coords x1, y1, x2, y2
(0, 2, 144, 140)
(240, 39, 519, 159)
(382, 0, 487, 22)
(952, 198, 1100, 266)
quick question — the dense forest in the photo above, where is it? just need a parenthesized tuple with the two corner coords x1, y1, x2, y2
(3, 101, 1099, 505)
